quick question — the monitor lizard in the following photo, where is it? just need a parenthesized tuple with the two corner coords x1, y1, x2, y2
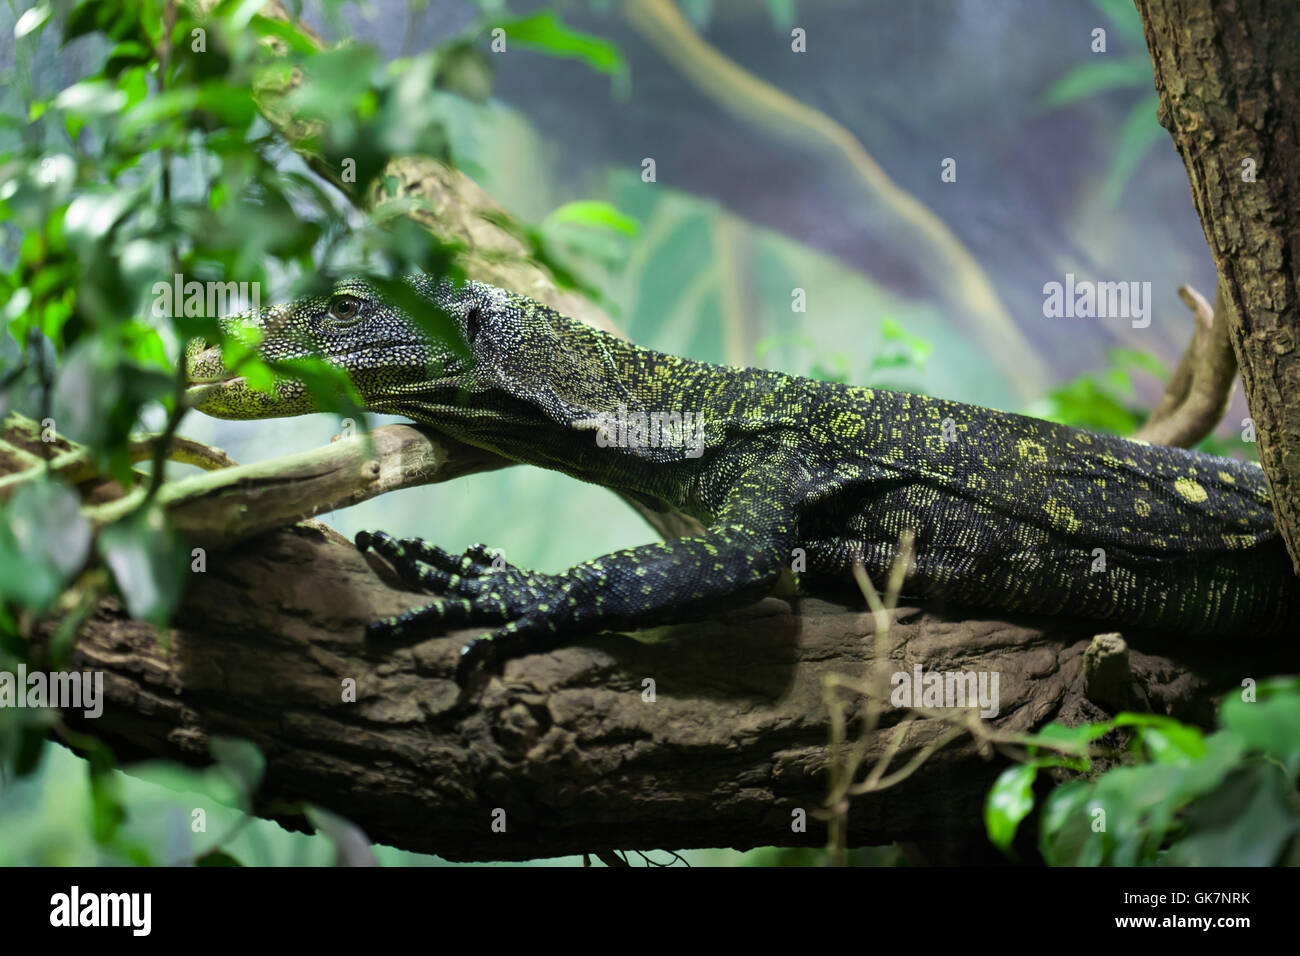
(185, 275, 1299, 684)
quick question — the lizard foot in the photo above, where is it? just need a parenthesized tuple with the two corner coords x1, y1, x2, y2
(356, 530, 568, 685)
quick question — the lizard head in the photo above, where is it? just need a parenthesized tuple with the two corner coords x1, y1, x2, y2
(184, 275, 483, 420)
(184, 276, 650, 452)
(188, 275, 709, 469)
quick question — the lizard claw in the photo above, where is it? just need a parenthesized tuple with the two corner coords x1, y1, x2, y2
(357, 528, 571, 682)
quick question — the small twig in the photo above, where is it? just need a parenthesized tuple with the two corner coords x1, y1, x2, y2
(0, 416, 239, 499)
(819, 526, 1107, 862)
(821, 531, 914, 863)
(1132, 282, 1236, 448)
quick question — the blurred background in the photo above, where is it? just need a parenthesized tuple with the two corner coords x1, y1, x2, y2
(190, 0, 1237, 582)
(0, 0, 1246, 865)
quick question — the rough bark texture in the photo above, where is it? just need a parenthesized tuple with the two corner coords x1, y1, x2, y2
(1136, 0, 1300, 572)
(45, 520, 1291, 862)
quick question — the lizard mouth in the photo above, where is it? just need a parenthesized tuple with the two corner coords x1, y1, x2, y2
(185, 376, 244, 401)
(183, 340, 244, 403)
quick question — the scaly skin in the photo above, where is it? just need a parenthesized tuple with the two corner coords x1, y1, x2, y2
(186, 276, 1299, 684)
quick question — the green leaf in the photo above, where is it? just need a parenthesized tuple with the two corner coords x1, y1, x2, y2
(1162, 762, 1300, 866)
(13, 723, 50, 777)
(753, 332, 820, 362)
(14, 3, 53, 39)
(196, 83, 256, 128)
(248, 13, 320, 55)
(127, 759, 246, 808)
(88, 765, 126, 844)
(1101, 94, 1165, 206)
(119, 320, 169, 369)
(117, 88, 202, 141)
(1091, 0, 1148, 47)
(877, 317, 932, 363)
(0, 523, 61, 612)
(543, 200, 639, 237)
(1021, 719, 1113, 768)
(62, 189, 136, 245)
(8, 478, 92, 581)
(1038, 732, 1247, 865)
(52, 333, 173, 477)
(104, 40, 150, 76)
(1220, 679, 1300, 774)
(1110, 346, 1168, 381)
(1037, 780, 1103, 866)
(1043, 58, 1152, 108)
(221, 0, 272, 31)
(270, 355, 365, 417)
(53, 79, 129, 116)
(761, 0, 796, 30)
(493, 12, 626, 76)
(287, 45, 382, 122)
(984, 763, 1037, 851)
(210, 736, 265, 797)
(62, 0, 108, 44)
(1037, 375, 1141, 434)
(0, 479, 90, 611)
(96, 507, 187, 626)
(1127, 717, 1206, 764)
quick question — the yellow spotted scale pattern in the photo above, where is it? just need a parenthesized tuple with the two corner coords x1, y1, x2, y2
(190, 277, 1299, 684)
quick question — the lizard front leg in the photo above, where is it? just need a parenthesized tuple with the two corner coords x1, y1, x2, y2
(358, 477, 800, 685)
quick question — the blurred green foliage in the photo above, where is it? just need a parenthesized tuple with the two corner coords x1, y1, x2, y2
(755, 315, 932, 389)
(986, 677, 1300, 865)
(0, 0, 634, 867)
(1028, 347, 1252, 459)
(494, 10, 624, 77)
(677, 0, 797, 32)
(1031, 347, 1166, 435)
(1044, 0, 1162, 206)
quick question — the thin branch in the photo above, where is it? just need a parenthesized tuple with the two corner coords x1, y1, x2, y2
(1132, 282, 1237, 448)
(87, 423, 508, 547)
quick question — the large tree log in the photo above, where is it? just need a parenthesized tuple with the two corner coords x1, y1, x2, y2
(47, 517, 1290, 863)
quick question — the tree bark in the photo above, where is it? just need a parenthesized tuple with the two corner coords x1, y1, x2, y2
(1135, 0, 1300, 573)
(48, 519, 1289, 862)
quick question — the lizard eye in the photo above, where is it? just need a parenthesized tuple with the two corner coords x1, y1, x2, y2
(327, 294, 362, 323)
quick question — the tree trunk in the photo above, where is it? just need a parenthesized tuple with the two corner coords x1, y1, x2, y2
(1135, 0, 1300, 573)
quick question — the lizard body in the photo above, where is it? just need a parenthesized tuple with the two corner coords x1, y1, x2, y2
(186, 276, 1298, 682)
